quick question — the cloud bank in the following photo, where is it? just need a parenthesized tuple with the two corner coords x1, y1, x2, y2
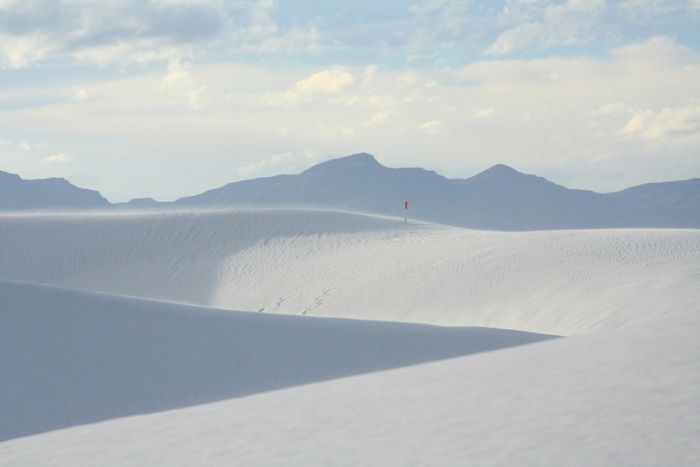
(0, 1, 698, 201)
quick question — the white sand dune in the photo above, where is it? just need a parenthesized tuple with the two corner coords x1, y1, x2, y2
(0, 209, 405, 308)
(1, 208, 698, 464)
(1, 209, 698, 335)
(1, 286, 697, 466)
(0, 279, 552, 442)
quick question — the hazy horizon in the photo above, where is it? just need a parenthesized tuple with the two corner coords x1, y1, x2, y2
(3, 152, 700, 204)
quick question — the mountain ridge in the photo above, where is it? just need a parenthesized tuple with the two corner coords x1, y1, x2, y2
(2, 154, 699, 230)
(173, 153, 700, 229)
(0, 170, 109, 211)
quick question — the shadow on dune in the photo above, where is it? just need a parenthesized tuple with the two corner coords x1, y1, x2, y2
(0, 209, 405, 307)
(0, 280, 555, 442)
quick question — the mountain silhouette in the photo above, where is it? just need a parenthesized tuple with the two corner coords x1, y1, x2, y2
(0, 170, 109, 211)
(2, 154, 698, 230)
(175, 153, 700, 230)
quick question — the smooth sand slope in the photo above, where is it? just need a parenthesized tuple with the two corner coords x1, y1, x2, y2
(0, 208, 698, 465)
(0, 209, 404, 307)
(0, 280, 552, 441)
(1, 209, 698, 335)
(1, 288, 697, 466)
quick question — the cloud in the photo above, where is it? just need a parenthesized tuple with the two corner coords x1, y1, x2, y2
(0, 0, 320, 69)
(236, 152, 317, 178)
(418, 120, 442, 134)
(592, 102, 626, 116)
(542, 0, 606, 44)
(0, 32, 54, 68)
(41, 152, 73, 164)
(366, 109, 399, 127)
(474, 107, 496, 119)
(0, 37, 698, 199)
(265, 68, 354, 107)
(363, 65, 379, 86)
(256, 25, 323, 55)
(159, 61, 207, 110)
(403, 0, 479, 61)
(12, 140, 48, 153)
(71, 39, 184, 67)
(611, 35, 695, 63)
(0, 0, 224, 67)
(73, 88, 89, 102)
(229, 0, 323, 55)
(620, 104, 700, 143)
(312, 125, 355, 140)
(296, 68, 354, 94)
(485, 0, 606, 56)
(1, 0, 697, 75)
(484, 22, 540, 56)
(619, 0, 688, 19)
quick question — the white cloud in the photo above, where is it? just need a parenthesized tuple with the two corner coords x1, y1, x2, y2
(366, 110, 399, 127)
(474, 107, 496, 119)
(265, 68, 354, 107)
(484, 22, 541, 56)
(236, 152, 317, 178)
(73, 88, 89, 102)
(620, 0, 685, 18)
(592, 102, 626, 116)
(296, 68, 354, 94)
(620, 104, 700, 143)
(0, 0, 220, 68)
(13, 141, 48, 153)
(312, 124, 356, 140)
(418, 120, 442, 134)
(405, 0, 477, 59)
(485, 0, 606, 56)
(611, 35, 694, 63)
(257, 25, 323, 55)
(0, 0, 321, 69)
(363, 65, 379, 86)
(542, 0, 606, 45)
(72, 40, 184, 68)
(1, 37, 698, 199)
(41, 153, 73, 164)
(0, 32, 54, 68)
(160, 61, 207, 110)
(244, 0, 278, 38)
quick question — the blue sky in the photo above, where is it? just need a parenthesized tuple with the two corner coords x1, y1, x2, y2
(1, 0, 699, 201)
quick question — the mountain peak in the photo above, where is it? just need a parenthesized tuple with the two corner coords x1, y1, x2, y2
(329, 153, 381, 166)
(0, 169, 109, 210)
(303, 153, 383, 174)
(465, 164, 568, 193)
(0, 170, 22, 182)
(479, 164, 522, 177)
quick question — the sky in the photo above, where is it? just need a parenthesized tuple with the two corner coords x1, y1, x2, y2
(0, 0, 699, 202)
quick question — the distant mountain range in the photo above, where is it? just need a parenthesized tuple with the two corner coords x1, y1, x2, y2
(0, 170, 109, 211)
(2, 153, 699, 230)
